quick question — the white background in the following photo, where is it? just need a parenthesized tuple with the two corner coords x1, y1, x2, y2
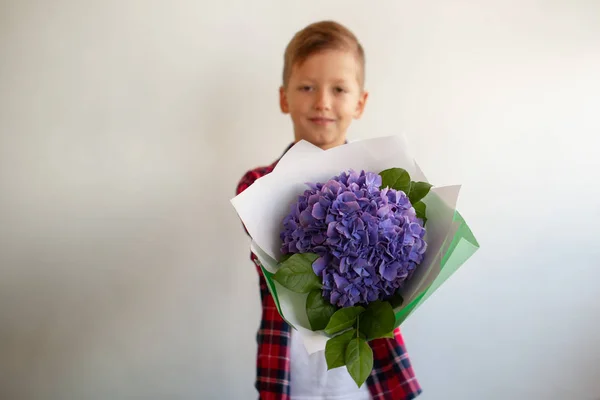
(1, 1, 599, 399)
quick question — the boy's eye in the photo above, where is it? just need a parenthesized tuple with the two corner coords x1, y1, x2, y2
(298, 85, 313, 92)
(334, 87, 347, 93)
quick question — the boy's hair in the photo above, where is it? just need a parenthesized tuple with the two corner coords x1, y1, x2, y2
(282, 20, 365, 88)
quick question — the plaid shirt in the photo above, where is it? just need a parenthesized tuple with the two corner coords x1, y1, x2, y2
(236, 145, 422, 400)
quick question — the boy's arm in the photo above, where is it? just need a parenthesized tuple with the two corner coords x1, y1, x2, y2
(367, 327, 422, 399)
(236, 169, 261, 196)
(236, 166, 294, 399)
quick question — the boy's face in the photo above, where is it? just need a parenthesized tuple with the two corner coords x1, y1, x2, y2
(279, 50, 368, 150)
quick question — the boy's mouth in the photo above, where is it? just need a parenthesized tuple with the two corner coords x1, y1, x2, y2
(309, 117, 336, 125)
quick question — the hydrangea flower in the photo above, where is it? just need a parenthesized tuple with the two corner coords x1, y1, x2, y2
(280, 170, 427, 308)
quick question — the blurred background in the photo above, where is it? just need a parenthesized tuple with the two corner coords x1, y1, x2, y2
(1, 1, 599, 399)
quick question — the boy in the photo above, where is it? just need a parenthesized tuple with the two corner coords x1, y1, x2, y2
(236, 21, 422, 400)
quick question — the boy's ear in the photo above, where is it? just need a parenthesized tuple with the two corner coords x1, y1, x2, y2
(279, 86, 290, 114)
(353, 90, 369, 119)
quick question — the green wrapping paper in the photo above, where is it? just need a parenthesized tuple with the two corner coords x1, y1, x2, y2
(394, 210, 479, 325)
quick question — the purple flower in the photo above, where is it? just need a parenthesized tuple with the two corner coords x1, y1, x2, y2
(280, 170, 427, 308)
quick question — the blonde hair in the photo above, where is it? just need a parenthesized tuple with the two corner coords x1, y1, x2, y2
(282, 20, 365, 88)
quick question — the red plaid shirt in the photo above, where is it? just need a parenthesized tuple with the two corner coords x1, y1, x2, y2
(236, 145, 422, 400)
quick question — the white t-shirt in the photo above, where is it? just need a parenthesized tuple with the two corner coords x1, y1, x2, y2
(289, 328, 372, 400)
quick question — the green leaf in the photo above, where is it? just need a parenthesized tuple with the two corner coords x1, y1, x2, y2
(388, 292, 404, 309)
(381, 331, 395, 339)
(379, 168, 411, 193)
(279, 254, 292, 263)
(345, 337, 373, 388)
(273, 253, 321, 293)
(358, 301, 396, 341)
(324, 306, 365, 336)
(413, 201, 427, 225)
(324, 329, 355, 370)
(306, 289, 337, 331)
(408, 181, 433, 204)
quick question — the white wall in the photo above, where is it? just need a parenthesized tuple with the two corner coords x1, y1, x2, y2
(1, 1, 599, 399)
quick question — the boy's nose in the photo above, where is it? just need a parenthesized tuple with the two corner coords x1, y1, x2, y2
(314, 90, 331, 111)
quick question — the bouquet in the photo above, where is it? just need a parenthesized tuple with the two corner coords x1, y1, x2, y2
(231, 136, 479, 387)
